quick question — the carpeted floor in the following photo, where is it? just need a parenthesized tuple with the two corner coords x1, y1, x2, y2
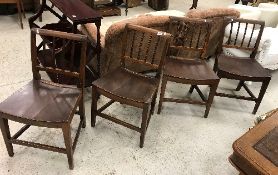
(0, 0, 278, 174)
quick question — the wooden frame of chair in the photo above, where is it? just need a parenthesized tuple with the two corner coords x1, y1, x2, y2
(0, 0, 26, 29)
(213, 18, 271, 114)
(0, 28, 88, 169)
(91, 24, 171, 148)
(157, 17, 220, 118)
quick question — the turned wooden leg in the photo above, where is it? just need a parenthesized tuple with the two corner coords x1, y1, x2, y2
(252, 78, 270, 114)
(140, 104, 150, 148)
(235, 80, 244, 91)
(0, 118, 14, 157)
(204, 82, 219, 118)
(157, 77, 167, 114)
(62, 124, 74, 170)
(91, 86, 98, 127)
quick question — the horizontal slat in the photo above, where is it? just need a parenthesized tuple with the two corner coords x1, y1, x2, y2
(215, 92, 256, 101)
(124, 56, 159, 69)
(97, 112, 141, 132)
(36, 66, 79, 78)
(163, 97, 206, 105)
(31, 28, 87, 41)
(10, 139, 66, 154)
(223, 45, 254, 51)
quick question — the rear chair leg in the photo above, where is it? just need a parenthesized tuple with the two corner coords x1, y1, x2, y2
(91, 86, 98, 127)
(157, 77, 167, 114)
(62, 124, 74, 170)
(0, 118, 14, 157)
(79, 97, 86, 128)
(252, 79, 270, 114)
(235, 80, 244, 91)
(189, 85, 195, 93)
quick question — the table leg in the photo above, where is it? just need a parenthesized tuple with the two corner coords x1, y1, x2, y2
(125, 0, 128, 16)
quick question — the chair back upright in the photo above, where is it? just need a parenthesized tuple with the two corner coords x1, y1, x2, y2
(219, 18, 265, 59)
(121, 24, 172, 77)
(30, 28, 88, 89)
(167, 16, 212, 59)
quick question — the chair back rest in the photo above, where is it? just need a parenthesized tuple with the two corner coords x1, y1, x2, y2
(30, 28, 88, 87)
(220, 18, 265, 58)
(167, 17, 212, 59)
(121, 24, 172, 75)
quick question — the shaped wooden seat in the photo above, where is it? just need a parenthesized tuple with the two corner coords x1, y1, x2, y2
(158, 17, 219, 118)
(214, 18, 271, 114)
(0, 29, 87, 169)
(91, 24, 171, 148)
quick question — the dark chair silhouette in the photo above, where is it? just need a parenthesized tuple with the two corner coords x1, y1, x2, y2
(214, 18, 271, 114)
(91, 24, 171, 148)
(158, 17, 219, 118)
(0, 28, 87, 169)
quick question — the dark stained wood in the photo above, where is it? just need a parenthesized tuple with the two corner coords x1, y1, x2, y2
(29, 0, 102, 84)
(0, 29, 87, 170)
(229, 110, 278, 174)
(157, 16, 219, 118)
(214, 18, 271, 114)
(91, 24, 171, 147)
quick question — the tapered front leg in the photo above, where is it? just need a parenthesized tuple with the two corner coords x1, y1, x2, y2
(0, 118, 14, 157)
(62, 124, 73, 170)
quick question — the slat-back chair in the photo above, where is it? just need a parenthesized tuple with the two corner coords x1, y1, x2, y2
(0, 28, 87, 169)
(214, 18, 271, 114)
(0, 0, 25, 29)
(91, 24, 171, 148)
(157, 17, 220, 118)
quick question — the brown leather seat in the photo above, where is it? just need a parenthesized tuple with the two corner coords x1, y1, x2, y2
(164, 57, 219, 82)
(0, 80, 80, 123)
(93, 68, 158, 103)
(218, 55, 271, 78)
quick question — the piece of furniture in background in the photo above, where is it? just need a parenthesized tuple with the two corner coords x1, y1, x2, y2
(228, 3, 278, 70)
(148, 0, 169, 10)
(190, 0, 198, 9)
(89, 0, 121, 16)
(214, 18, 271, 114)
(0, 29, 87, 170)
(0, 0, 25, 29)
(29, 0, 102, 86)
(157, 17, 219, 118)
(235, 0, 250, 5)
(91, 24, 171, 148)
(252, 0, 278, 6)
(81, 8, 240, 77)
(229, 110, 278, 175)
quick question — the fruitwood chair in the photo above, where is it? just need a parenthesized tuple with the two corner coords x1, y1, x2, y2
(0, 0, 25, 29)
(214, 18, 271, 114)
(157, 17, 219, 118)
(0, 28, 87, 169)
(91, 24, 171, 148)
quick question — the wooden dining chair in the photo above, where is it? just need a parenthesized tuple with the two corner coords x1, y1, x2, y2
(214, 18, 271, 114)
(0, 28, 87, 169)
(91, 24, 171, 148)
(0, 0, 25, 29)
(157, 17, 219, 118)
